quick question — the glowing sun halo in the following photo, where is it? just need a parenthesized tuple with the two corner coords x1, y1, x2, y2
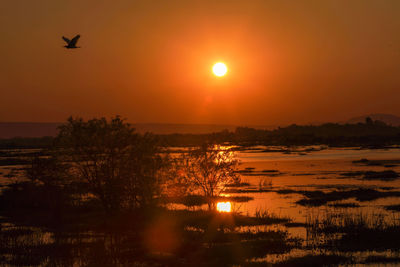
(212, 62, 228, 77)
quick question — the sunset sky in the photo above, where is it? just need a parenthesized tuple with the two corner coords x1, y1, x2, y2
(1, 0, 400, 125)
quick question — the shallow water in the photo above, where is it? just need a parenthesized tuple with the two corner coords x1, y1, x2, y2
(232, 147, 400, 221)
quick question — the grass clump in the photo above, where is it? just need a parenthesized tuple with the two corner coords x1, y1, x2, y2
(384, 204, 400, 211)
(306, 211, 400, 251)
(295, 188, 400, 207)
(340, 170, 399, 181)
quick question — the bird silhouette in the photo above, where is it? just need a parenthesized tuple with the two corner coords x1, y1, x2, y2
(62, 35, 81, 49)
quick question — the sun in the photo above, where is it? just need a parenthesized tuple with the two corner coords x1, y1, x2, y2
(212, 62, 228, 77)
(216, 202, 232, 212)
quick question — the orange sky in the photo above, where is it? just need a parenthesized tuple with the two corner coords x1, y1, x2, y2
(1, 0, 400, 125)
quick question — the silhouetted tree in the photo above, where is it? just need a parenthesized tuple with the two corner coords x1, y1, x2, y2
(181, 143, 240, 209)
(55, 116, 166, 213)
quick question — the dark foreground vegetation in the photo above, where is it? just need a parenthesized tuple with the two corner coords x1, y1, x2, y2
(2, 116, 400, 266)
(306, 211, 400, 252)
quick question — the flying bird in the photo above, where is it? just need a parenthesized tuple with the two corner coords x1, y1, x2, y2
(62, 35, 81, 49)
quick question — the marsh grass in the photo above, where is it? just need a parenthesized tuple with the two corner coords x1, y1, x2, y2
(0, 158, 31, 166)
(363, 170, 399, 181)
(165, 194, 253, 209)
(306, 211, 400, 251)
(0, 208, 296, 266)
(258, 178, 273, 191)
(0, 226, 151, 266)
(294, 188, 400, 206)
(363, 255, 400, 264)
(224, 188, 272, 194)
(328, 202, 360, 208)
(385, 204, 400, 211)
(0, 227, 53, 266)
(340, 170, 399, 181)
(236, 168, 282, 177)
(273, 254, 350, 266)
(353, 158, 400, 167)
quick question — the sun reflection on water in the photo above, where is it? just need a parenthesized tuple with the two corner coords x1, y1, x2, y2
(216, 202, 232, 212)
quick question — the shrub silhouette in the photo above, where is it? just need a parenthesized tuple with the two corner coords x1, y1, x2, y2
(54, 116, 167, 213)
(179, 143, 240, 209)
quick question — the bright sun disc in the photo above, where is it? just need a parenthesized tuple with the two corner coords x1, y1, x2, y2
(212, 62, 228, 77)
(216, 202, 232, 212)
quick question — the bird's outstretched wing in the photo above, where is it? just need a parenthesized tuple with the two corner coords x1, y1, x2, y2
(62, 36, 70, 44)
(69, 35, 81, 46)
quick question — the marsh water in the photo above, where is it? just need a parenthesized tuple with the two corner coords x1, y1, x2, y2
(237, 147, 400, 216)
(2, 146, 400, 265)
(169, 146, 400, 264)
(169, 146, 400, 220)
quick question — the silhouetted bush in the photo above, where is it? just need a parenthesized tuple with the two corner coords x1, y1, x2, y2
(174, 143, 240, 209)
(54, 116, 168, 213)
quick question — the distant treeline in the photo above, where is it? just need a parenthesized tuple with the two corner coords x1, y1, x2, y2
(2, 119, 400, 149)
(159, 119, 400, 147)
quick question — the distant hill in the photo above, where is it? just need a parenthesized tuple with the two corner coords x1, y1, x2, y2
(347, 114, 400, 126)
(0, 122, 276, 138)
